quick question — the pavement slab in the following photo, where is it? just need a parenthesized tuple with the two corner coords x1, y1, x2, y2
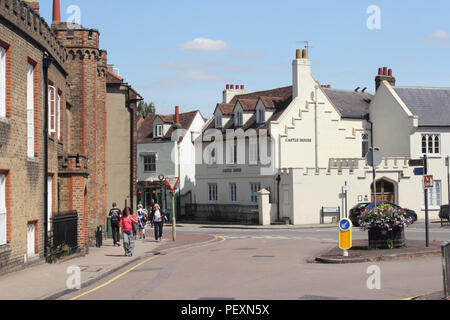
(0, 227, 216, 300)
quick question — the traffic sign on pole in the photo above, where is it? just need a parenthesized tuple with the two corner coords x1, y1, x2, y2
(164, 176, 180, 242)
(414, 168, 424, 176)
(424, 175, 434, 189)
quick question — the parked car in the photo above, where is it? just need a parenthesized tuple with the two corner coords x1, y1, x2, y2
(349, 202, 418, 227)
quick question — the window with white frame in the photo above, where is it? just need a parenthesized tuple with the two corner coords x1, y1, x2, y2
(235, 111, 243, 127)
(230, 183, 237, 202)
(249, 140, 258, 165)
(27, 63, 35, 158)
(48, 86, 56, 134)
(144, 154, 156, 173)
(422, 134, 440, 155)
(257, 109, 265, 124)
(0, 46, 6, 118)
(215, 115, 222, 128)
(57, 92, 61, 140)
(361, 133, 369, 158)
(423, 180, 442, 208)
(27, 222, 36, 257)
(155, 125, 163, 138)
(208, 183, 218, 202)
(227, 142, 237, 165)
(250, 183, 261, 204)
(0, 174, 6, 246)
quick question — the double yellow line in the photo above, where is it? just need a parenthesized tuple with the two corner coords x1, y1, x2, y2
(69, 236, 226, 300)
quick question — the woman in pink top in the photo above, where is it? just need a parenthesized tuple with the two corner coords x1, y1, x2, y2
(119, 207, 138, 257)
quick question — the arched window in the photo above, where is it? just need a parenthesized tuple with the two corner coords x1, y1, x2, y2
(435, 136, 440, 154)
(422, 136, 427, 154)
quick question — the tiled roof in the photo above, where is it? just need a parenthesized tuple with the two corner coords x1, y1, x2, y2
(217, 103, 235, 115)
(393, 87, 450, 126)
(236, 98, 258, 111)
(323, 88, 373, 119)
(138, 110, 200, 143)
(106, 69, 123, 83)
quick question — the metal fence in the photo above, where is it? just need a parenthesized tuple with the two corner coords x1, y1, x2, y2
(51, 211, 78, 252)
(442, 242, 450, 300)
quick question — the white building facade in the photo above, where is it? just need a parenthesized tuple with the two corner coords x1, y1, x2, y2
(190, 50, 450, 225)
(137, 108, 206, 216)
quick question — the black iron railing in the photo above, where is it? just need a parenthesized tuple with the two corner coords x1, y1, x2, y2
(50, 211, 79, 253)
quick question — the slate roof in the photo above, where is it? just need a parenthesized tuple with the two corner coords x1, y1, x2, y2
(138, 110, 200, 143)
(393, 87, 450, 126)
(322, 88, 373, 119)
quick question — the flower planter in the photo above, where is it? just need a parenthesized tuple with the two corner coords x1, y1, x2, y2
(368, 227, 405, 249)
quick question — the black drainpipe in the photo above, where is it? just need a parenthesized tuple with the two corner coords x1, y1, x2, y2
(43, 52, 53, 259)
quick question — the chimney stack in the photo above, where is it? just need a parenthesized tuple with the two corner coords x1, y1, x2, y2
(52, 0, 61, 24)
(223, 84, 247, 104)
(175, 106, 180, 124)
(375, 66, 396, 91)
(292, 49, 311, 99)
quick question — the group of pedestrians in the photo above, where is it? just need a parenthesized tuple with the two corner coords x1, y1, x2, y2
(108, 200, 168, 257)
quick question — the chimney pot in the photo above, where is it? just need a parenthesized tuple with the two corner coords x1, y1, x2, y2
(240, 85, 244, 90)
(302, 49, 307, 59)
(388, 69, 393, 77)
(230, 85, 234, 90)
(296, 50, 301, 59)
(226, 84, 230, 90)
(378, 68, 383, 76)
(383, 67, 388, 76)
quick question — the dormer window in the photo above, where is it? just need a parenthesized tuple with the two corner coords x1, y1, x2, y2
(155, 125, 163, 137)
(235, 111, 243, 127)
(257, 109, 265, 124)
(215, 115, 222, 128)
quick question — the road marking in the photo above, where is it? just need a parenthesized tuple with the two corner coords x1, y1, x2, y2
(69, 236, 226, 300)
(401, 291, 436, 301)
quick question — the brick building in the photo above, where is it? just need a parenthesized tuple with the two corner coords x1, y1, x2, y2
(0, 0, 139, 274)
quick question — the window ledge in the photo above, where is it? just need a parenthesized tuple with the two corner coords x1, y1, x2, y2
(0, 116, 10, 125)
(0, 244, 11, 254)
(27, 157, 39, 163)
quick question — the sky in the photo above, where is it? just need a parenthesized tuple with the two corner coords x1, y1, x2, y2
(38, 0, 450, 117)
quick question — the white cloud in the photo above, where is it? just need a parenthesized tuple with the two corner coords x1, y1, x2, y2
(178, 70, 221, 81)
(429, 30, 450, 39)
(423, 30, 450, 46)
(178, 38, 230, 53)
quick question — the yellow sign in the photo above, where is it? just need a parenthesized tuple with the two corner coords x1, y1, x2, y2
(339, 230, 352, 250)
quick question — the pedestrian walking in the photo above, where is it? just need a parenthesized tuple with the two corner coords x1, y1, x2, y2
(149, 199, 156, 228)
(119, 207, 138, 257)
(152, 204, 167, 242)
(108, 203, 122, 247)
(137, 204, 148, 240)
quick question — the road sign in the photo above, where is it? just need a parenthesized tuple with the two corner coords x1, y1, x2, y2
(366, 149, 382, 167)
(424, 175, 434, 189)
(414, 168, 424, 176)
(165, 176, 180, 192)
(339, 219, 353, 254)
(409, 159, 425, 167)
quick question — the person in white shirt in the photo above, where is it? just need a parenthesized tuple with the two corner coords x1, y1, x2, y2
(152, 204, 166, 242)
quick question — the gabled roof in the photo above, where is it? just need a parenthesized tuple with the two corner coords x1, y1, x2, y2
(393, 87, 450, 126)
(215, 103, 235, 115)
(138, 110, 201, 143)
(235, 98, 258, 111)
(322, 88, 373, 119)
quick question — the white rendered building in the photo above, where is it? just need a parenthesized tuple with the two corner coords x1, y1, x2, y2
(189, 50, 449, 225)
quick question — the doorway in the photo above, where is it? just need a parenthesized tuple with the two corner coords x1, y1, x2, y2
(371, 179, 396, 203)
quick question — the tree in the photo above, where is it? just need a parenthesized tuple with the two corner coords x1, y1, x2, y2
(137, 101, 156, 118)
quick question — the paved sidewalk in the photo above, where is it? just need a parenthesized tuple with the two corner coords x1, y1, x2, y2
(0, 227, 215, 300)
